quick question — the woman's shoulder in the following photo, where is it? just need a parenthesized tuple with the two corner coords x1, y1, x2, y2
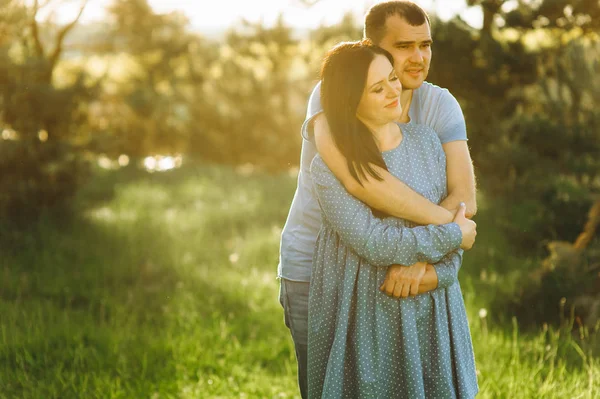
(399, 122, 439, 142)
(399, 122, 443, 155)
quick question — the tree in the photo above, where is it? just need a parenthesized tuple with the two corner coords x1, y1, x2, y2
(427, 0, 600, 253)
(96, 0, 196, 157)
(0, 0, 95, 222)
(190, 16, 307, 169)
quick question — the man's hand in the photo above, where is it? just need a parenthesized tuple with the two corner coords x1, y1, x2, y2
(419, 264, 439, 293)
(440, 194, 475, 219)
(380, 262, 427, 298)
(454, 202, 477, 250)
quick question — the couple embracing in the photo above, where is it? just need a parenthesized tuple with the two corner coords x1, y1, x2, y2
(278, 2, 479, 398)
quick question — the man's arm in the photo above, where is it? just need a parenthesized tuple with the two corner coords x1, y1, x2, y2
(440, 141, 477, 218)
(313, 114, 455, 226)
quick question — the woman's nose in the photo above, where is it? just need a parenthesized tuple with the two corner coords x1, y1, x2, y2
(386, 83, 400, 97)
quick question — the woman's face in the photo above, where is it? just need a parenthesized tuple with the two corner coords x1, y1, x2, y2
(356, 54, 403, 127)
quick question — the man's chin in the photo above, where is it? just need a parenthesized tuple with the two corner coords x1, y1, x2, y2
(400, 78, 425, 90)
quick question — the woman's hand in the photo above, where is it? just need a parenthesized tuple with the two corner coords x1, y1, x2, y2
(381, 263, 440, 298)
(380, 262, 427, 298)
(454, 202, 477, 250)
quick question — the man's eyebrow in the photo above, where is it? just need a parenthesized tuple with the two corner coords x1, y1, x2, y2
(394, 39, 433, 46)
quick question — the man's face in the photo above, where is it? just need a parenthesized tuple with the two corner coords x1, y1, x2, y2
(377, 15, 432, 90)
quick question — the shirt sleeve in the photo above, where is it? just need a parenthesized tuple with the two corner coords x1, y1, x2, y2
(432, 249, 463, 289)
(311, 155, 463, 267)
(432, 89, 468, 144)
(301, 81, 323, 141)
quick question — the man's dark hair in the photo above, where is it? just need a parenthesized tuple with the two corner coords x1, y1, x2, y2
(364, 1, 430, 44)
(320, 40, 394, 185)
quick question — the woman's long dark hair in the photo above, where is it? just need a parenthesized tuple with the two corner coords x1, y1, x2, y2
(320, 40, 395, 185)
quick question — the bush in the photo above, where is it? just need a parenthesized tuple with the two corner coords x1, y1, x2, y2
(0, 138, 88, 224)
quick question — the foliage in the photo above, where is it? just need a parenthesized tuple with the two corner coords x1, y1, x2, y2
(95, 0, 197, 157)
(426, 1, 600, 253)
(190, 16, 308, 170)
(426, 1, 600, 330)
(0, 0, 95, 223)
(499, 201, 600, 328)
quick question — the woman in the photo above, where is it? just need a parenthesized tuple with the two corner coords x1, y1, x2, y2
(308, 41, 478, 398)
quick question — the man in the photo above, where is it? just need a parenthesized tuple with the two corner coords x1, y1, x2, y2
(277, 2, 477, 397)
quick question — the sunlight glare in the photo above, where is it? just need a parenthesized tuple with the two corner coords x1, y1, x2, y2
(143, 156, 157, 171)
(143, 154, 184, 172)
(38, 129, 48, 142)
(288, 166, 299, 178)
(43, 0, 482, 32)
(158, 156, 175, 171)
(2, 128, 18, 140)
(89, 206, 115, 221)
(98, 155, 115, 170)
(31, 0, 107, 24)
(118, 154, 130, 167)
(229, 253, 240, 264)
(236, 163, 255, 176)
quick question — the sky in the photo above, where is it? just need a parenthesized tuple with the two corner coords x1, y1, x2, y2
(41, 0, 487, 30)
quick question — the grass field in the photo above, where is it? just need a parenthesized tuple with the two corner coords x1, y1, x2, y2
(1, 162, 598, 398)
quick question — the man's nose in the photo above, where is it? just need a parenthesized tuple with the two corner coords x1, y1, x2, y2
(409, 47, 424, 63)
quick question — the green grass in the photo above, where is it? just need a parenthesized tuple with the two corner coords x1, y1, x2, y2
(0, 162, 598, 398)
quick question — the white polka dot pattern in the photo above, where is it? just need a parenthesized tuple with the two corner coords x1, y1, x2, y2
(307, 123, 478, 398)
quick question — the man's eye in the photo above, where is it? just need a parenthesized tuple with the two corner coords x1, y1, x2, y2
(374, 88, 383, 93)
(421, 43, 431, 48)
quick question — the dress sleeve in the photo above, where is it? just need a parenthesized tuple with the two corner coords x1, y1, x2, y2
(432, 249, 463, 289)
(311, 156, 462, 267)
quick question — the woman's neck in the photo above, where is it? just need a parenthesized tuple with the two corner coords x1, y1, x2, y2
(365, 121, 402, 152)
(398, 89, 413, 123)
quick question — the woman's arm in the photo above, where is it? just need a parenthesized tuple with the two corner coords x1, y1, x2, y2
(418, 250, 463, 294)
(314, 114, 455, 225)
(311, 156, 462, 267)
(380, 250, 462, 298)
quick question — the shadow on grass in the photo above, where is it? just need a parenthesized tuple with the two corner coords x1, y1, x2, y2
(0, 213, 182, 397)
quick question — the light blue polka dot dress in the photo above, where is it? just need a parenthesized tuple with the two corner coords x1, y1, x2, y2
(308, 122, 478, 398)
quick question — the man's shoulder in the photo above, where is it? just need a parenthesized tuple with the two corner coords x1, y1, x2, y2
(416, 81, 455, 102)
(415, 81, 462, 116)
(412, 81, 467, 143)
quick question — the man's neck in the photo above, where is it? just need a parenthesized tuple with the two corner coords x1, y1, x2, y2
(398, 89, 414, 123)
